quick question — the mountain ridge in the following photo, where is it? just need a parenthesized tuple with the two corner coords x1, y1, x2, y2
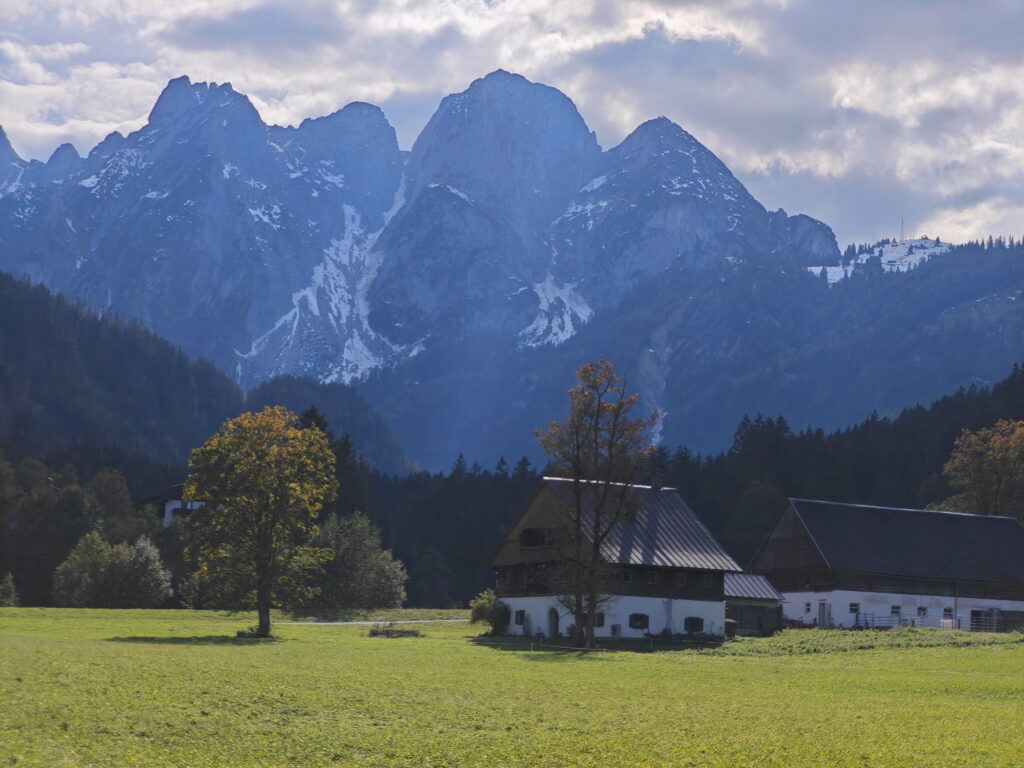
(2, 71, 1020, 470)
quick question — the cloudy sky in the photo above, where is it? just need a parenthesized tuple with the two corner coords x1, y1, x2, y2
(2, 0, 1024, 245)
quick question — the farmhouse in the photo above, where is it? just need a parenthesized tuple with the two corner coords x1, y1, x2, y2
(135, 484, 202, 527)
(491, 477, 742, 638)
(750, 499, 1024, 631)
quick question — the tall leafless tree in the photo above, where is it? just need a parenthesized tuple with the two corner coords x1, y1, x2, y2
(536, 359, 658, 647)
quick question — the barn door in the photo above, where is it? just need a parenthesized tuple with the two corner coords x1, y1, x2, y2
(547, 607, 559, 638)
(817, 600, 831, 628)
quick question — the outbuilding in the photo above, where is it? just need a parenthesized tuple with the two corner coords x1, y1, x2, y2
(724, 573, 783, 636)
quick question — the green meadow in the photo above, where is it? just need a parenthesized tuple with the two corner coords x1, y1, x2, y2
(2, 609, 1023, 767)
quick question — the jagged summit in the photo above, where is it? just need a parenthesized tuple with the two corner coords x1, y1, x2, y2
(298, 101, 389, 130)
(147, 75, 261, 127)
(47, 142, 80, 165)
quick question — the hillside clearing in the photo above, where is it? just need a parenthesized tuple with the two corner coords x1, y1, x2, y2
(2, 609, 1023, 767)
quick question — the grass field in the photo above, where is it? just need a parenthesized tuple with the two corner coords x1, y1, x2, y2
(2, 609, 1024, 767)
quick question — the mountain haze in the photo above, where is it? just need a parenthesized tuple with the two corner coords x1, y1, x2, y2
(1, 71, 1021, 468)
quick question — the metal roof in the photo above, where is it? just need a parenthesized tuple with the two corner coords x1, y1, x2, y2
(789, 499, 1024, 584)
(543, 477, 742, 572)
(724, 573, 783, 601)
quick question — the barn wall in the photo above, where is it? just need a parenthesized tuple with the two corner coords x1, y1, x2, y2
(781, 589, 1024, 628)
(500, 595, 726, 639)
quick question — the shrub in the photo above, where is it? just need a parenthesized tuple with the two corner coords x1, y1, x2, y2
(368, 622, 422, 638)
(0, 572, 19, 606)
(53, 532, 172, 608)
(469, 588, 509, 634)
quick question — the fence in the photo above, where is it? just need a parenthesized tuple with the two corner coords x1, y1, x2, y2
(852, 612, 1002, 632)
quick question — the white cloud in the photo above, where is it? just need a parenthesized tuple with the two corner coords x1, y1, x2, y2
(1, 0, 1024, 243)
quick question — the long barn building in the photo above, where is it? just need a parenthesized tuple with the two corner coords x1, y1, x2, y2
(750, 499, 1024, 631)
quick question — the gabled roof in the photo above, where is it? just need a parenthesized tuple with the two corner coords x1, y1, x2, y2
(543, 477, 741, 572)
(725, 573, 783, 601)
(788, 498, 1024, 584)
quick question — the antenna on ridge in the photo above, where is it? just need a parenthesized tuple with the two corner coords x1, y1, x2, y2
(900, 217, 904, 242)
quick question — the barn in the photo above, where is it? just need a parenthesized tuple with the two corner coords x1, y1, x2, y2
(750, 499, 1024, 631)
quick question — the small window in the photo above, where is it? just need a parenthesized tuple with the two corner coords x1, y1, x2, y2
(701, 573, 713, 589)
(628, 613, 649, 630)
(849, 603, 860, 615)
(890, 605, 901, 617)
(519, 528, 546, 548)
(917, 606, 927, 617)
(594, 612, 605, 628)
(804, 602, 812, 613)
(622, 570, 632, 583)
(514, 610, 526, 626)
(684, 616, 704, 633)
(943, 607, 953, 619)
(674, 571, 688, 587)
(646, 570, 658, 585)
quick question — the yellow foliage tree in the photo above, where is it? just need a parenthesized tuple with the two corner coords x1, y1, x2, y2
(939, 419, 1024, 519)
(184, 406, 337, 636)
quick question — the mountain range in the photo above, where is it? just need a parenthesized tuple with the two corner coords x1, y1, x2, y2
(1, 71, 1021, 469)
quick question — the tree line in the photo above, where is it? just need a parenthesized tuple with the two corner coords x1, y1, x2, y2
(3, 360, 1022, 614)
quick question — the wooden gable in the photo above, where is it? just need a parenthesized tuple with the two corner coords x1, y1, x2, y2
(750, 501, 829, 574)
(490, 485, 567, 567)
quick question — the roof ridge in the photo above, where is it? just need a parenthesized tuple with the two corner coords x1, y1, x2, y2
(542, 475, 678, 491)
(789, 497, 1020, 522)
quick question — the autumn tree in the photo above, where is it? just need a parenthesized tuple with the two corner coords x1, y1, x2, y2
(184, 406, 337, 637)
(938, 419, 1024, 518)
(536, 359, 658, 647)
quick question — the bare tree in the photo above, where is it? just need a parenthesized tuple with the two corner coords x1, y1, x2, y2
(536, 359, 658, 647)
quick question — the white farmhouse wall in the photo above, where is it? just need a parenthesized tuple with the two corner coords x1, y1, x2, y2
(781, 589, 1024, 628)
(161, 500, 203, 527)
(501, 594, 725, 638)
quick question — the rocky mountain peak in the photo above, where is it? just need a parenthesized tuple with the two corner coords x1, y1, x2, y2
(148, 76, 262, 130)
(41, 142, 82, 183)
(408, 70, 600, 241)
(613, 117, 733, 177)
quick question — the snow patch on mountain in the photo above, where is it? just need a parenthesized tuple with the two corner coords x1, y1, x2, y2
(518, 273, 594, 347)
(808, 238, 951, 284)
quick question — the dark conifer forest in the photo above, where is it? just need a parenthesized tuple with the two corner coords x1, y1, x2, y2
(1, 269, 1023, 607)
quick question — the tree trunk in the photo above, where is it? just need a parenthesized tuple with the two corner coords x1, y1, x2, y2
(573, 593, 586, 648)
(584, 591, 597, 647)
(256, 573, 272, 637)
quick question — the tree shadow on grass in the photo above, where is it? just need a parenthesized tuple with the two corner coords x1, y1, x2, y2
(106, 635, 282, 645)
(469, 636, 719, 659)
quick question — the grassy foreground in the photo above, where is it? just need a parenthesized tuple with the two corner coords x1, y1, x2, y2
(2, 609, 1023, 767)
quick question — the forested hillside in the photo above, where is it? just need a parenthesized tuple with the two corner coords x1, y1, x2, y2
(0, 272, 242, 468)
(0, 273, 409, 479)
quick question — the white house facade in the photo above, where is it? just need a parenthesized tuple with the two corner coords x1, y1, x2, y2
(500, 594, 726, 639)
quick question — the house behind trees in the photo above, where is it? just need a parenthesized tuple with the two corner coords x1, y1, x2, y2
(491, 477, 742, 638)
